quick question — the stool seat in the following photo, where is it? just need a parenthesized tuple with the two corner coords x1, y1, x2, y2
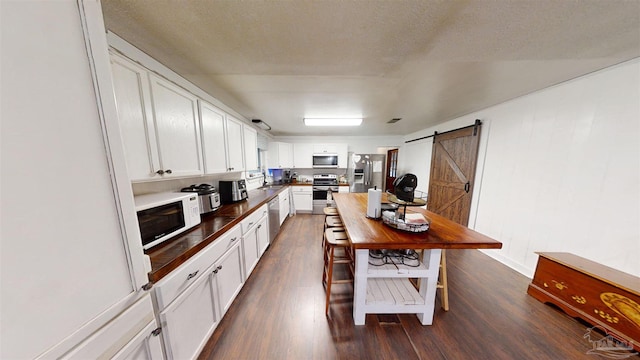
(323, 207, 339, 216)
(325, 215, 343, 228)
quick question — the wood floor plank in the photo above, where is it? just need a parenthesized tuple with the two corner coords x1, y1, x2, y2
(198, 214, 639, 359)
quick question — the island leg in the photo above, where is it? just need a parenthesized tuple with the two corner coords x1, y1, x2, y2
(416, 248, 441, 325)
(353, 249, 369, 325)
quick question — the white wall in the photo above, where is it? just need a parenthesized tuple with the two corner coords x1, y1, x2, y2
(403, 59, 640, 278)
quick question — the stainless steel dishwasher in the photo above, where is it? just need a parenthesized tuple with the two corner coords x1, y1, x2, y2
(268, 197, 280, 242)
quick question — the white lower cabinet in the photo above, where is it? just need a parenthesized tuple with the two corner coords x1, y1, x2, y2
(156, 225, 244, 359)
(61, 295, 163, 360)
(212, 240, 244, 316)
(241, 205, 269, 277)
(112, 319, 164, 360)
(159, 265, 218, 360)
(279, 190, 290, 225)
(291, 186, 312, 212)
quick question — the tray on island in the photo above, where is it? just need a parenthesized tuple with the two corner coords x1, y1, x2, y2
(381, 212, 430, 232)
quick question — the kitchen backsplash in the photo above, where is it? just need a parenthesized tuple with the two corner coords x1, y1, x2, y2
(132, 172, 247, 196)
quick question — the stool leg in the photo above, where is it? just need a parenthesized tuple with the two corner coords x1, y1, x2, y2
(325, 245, 335, 316)
(439, 250, 449, 311)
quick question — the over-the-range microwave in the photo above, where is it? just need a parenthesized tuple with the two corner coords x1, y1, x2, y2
(312, 153, 338, 168)
(134, 192, 201, 250)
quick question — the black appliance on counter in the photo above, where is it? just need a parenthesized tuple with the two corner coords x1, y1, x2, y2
(218, 180, 248, 204)
(180, 184, 221, 214)
(393, 174, 418, 202)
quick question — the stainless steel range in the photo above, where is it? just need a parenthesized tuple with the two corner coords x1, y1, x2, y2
(312, 174, 339, 214)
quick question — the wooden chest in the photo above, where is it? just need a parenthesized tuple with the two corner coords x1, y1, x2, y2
(527, 252, 640, 351)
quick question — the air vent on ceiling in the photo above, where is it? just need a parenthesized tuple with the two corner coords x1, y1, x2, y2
(387, 118, 402, 124)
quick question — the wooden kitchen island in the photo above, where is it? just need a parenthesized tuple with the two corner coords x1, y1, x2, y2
(332, 193, 502, 325)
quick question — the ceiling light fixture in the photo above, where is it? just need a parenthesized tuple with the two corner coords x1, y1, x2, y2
(303, 118, 363, 126)
(251, 119, 271, 131)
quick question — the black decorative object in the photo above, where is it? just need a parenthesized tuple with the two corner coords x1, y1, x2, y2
(393, 173, 418, 202)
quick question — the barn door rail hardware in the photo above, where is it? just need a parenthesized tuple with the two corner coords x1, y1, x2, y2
(405, 119, 482, 143)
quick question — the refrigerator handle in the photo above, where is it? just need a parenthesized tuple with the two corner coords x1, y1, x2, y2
(364, 160, 370, 186)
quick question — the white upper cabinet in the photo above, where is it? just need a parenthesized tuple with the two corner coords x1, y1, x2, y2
(268, 142, 293, 169)
(293, 143, 313, 168)
(313, 144, 338, 153)
(111, 53, 203, 180)
(200, 101, 230, 174)
(225, 115, 245, 172)
(200, 101, 245, 174)
(110, 54, 159, 180)
(243, 125, 258, 172)
(148, 74, 203, 178)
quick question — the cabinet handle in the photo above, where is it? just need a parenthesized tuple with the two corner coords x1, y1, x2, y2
(151, 327, 162, 336)
(186, 270, 199, 280)
(155, 170, 164, 175)
(231, 237, 237, 242)
(165, 169, 172, 174)
(141, 282, 153, 291)
(257, 224, 262, 229)
(464, 181, 470, 193)
(217, 265, 222, 270)
(213, 269, 219, 274)
(248, 222, 254, 227)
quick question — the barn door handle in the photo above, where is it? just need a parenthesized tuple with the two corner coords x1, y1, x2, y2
(464, 182, 470, 193)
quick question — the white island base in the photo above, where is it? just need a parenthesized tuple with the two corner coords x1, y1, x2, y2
(352, 248, 442, 325)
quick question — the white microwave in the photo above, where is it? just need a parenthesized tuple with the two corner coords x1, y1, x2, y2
(134, 192, 201, 250)
(313, 153, 338, 168)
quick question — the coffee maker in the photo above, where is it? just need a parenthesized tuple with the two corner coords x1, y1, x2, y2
(283, 170, 292, 183)
(218, 180, 248, 204)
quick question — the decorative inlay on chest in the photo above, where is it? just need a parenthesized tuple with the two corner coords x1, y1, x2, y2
(527, 252, 640, 352)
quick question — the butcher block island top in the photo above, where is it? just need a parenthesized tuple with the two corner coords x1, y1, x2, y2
(332, 193, 502, 250)
(145, 186, 287, 283)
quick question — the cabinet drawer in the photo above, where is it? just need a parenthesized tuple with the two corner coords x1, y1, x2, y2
(241, 204, 268, 234)
(154, 225, 242, 310)
(291, 186, 312, 194)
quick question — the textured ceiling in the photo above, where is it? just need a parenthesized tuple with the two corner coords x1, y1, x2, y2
(101, 0, 640, 136)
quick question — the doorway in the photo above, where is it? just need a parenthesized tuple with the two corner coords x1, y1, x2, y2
(426, 124, 481, 226)
(385, 148, 399, 192)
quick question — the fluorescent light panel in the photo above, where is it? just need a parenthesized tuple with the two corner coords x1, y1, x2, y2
(303, 118, 362, 126)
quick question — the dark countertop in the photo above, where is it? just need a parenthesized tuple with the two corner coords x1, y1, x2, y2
(145, 186, 288, 283)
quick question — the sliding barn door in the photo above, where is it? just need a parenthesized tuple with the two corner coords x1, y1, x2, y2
(426, 123, 481, 226)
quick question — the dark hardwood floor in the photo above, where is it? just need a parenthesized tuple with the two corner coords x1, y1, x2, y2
(199, 214, 638, 359)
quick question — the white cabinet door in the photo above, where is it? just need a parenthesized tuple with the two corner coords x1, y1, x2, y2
(242, 226, 259, 277)
(149, 74, 203, 178)
(291, 186, 312, 211)
(256, 216, 269, 257)
(159, 269, 218, 360)
(313, 144, 338, 153)
(268, 142, 293, 168)
(226, 115, 245, 172)
(243, 125, 258, 172)
(110, 54, 160, 181)
(200, 101, 229, 174)
(212, 241, 245, 316)
(279, 191, 290, 225)
(338, 186, 350, 193)
(111, 320, 164, 360)
(293, 143, 313, 168)
(278, 143, 293, 168)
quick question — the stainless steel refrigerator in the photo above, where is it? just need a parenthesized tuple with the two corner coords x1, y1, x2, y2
(347, 153, 386, 193)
